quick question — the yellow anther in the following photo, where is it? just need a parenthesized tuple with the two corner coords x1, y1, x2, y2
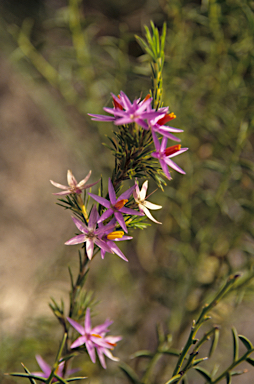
(107, 231, 124, 240)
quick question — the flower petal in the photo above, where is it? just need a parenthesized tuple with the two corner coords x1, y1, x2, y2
(95, 238, 114, 254)
(86, 238, 94, 259)
(108, 241, 128, 261)
(143, 206, 162, 224)
(98, 208, 114, 223)
(96, 348, 107, 369)
(67, 317, 85, 335)
(52, 190, 73, 196)
(118, 185, 135, 201)
(35, 355, 51, 376)
(88, 193, 111, 208)
(143, 201, 162, 210)
(50, 180, 69, 190)
(164, 158, 186, 174)
(120, 207, 143, 216)
(88, 206, 99, 231)
(71, 336, 87, 349)
(76, 170, 91, 187)
(67, 170, 78, 188)
(160, 159, 172, 180)
(71, 216, 88, 234)
(88, 113, 115, 122)
(108, 178, 117, 205)
(168, 147, 188, 158)
(140, 181, 148, 201)
(86, 340, 96, 363)
(103, 348, 120, 362)
(114, 211, 127, 233)
(65, 234, 87, 245)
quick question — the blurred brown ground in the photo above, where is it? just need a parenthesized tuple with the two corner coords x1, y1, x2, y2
(0, 55, 88, 332)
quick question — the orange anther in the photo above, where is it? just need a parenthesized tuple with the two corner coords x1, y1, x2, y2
(114, 199, 128, 209)
(157, 112, 176, 126)
(143, 94, 151, 102)
(164, 144, 181, 156)
(113, 97, 123, 110)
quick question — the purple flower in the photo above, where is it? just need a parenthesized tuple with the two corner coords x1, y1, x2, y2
(67, 308, 121, 369)
(148, 109, 184, 142)
(133, 180, 162, 224)
(32, 355, 78, 381)
(65, 206, 115, 259)
(89, 178, 142, 233)
(89, 92, 162, 130)
(98, 219, 132, 261)
(152, 132, 188, 180)
(50, 170, 99, 196)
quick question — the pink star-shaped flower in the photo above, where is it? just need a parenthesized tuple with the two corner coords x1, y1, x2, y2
(89, 178, 142, 233)
(152, 132, 188, 180)
(50, 170, 99, 196)
(67, 308, 121, 369)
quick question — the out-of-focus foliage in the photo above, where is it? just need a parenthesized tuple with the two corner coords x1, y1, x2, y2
(0, 0, 254, 383)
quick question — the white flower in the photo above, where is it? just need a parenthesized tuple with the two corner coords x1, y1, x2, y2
(133, 180, 162, 224)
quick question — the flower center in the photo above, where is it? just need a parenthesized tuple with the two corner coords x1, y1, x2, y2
(114, 199, 128, 210)
(164, 144, 181, 157)
(87, 232, 96, 240)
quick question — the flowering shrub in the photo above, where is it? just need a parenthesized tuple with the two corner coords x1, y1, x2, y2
(8, 19, 254, 384)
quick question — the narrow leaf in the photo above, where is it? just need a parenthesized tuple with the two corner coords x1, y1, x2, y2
(231, 370, 248, 376)
(192, 357, 208, 366)
(246, 357, 254, 366)
(193, 367, 211, 382)
(21, 364, 37, 384)
(119, 362, 141, 384)
(164, 374, 182, 384)
(232, 327, 239, 362)
(209, 327, 220, 357)
(239, 335, 253, 350)
(54, 374, 69, 384)
(130, 350, 153, 359)
(226, 372, 232, 384)
(8, 373, 46, 382)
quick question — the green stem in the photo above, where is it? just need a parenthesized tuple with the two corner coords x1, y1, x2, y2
(142, 352, 162, 384)
(211, 349, 254, 384)
(170, 274, 240, 379)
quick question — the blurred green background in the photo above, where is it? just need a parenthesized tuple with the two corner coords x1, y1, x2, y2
(0, 0, 254, 383)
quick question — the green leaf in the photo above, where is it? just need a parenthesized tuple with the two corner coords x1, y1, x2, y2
(209, 327, 220, 357)
(54, 374, 69, 384)
(226, 372, 232, 384)
(156, 323, 165, 344)
(164, 374, 182, 384)
(119, 362, 141, 384)
(130, 350, 153, 359)
(55, 378, 87, 384)
(239, 334, 253, 350)
(192, 357, 208, 366)
(8, 373, 46, 382)
(193, 367, 211, 382)
(231, 370, 248, 376)
(232, 327, 239, 362)
(21, 364, 37, 384)
(246, 357, 254, 366)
